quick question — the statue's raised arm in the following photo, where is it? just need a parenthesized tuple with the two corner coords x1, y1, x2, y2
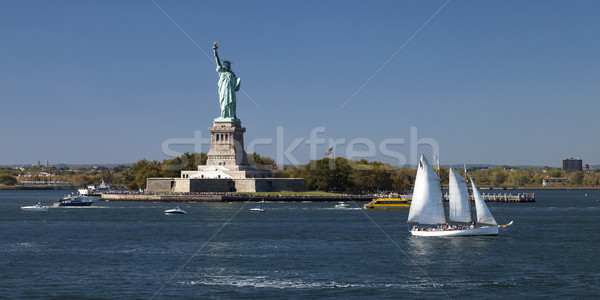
(213, 42, 222, 67)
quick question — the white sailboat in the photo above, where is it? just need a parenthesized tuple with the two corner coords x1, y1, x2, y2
(408, 155, 512, 237)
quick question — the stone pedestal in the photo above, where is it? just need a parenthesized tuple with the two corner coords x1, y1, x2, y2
(149, 119, 305, 191)
(205, 121, 248, 167)
(179, 120, 273, 180)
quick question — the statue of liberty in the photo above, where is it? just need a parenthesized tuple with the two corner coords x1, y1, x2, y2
(213, 42, 241, 121)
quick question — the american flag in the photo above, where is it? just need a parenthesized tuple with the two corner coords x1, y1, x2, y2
(324, 147, 333, 156)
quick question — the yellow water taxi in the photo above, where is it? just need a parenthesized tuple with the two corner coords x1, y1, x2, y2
(363, 194, 411, 210)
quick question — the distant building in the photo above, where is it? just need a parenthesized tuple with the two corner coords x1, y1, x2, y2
(562, 158, 583, 171)
(542, 177, 567, 186)
(45, 160, 49, 167)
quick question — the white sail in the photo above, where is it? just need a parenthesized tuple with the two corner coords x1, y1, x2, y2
(407, 155, 446, 225)
(470, 178, 497, 225)
(448, 167, 472, 223)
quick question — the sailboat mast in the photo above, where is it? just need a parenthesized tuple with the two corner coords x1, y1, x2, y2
(465, 166, 474, 224)
(435, 156, 448, 224)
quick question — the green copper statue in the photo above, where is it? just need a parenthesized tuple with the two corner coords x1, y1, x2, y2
(213, 42, 241, 122)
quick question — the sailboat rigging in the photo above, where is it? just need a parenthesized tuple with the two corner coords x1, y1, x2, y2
(408, 155, 513, 237)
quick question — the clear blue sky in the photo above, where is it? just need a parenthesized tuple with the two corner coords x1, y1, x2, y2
(1, 0, 599, 167)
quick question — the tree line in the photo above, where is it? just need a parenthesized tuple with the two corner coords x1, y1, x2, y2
(2, 154, 599, 193)
(275, 159, 599, 193)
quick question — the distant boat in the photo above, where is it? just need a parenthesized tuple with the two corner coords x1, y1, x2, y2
(54, 193, 93, 207)
(164, 206, 187, 215)
(363, 194, 410, 210)
(250, 206, 265, 212)
(21, 202, 48, 212)
(335, 201, 350, 209)
(407, 155, 512, 237)
(79, 178, 115, 195)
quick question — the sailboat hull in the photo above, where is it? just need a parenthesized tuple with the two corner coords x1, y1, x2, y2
(411, 225, 498, 237)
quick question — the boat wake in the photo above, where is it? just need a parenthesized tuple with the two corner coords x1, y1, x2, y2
(49, 206, 108, 209)
(325, 207, 362, 211)
(181, 274, 517, 290)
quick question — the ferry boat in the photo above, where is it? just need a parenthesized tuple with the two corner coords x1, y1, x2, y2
(79, 178, 114, 196)
(54, 193, 93, 207)
(363, 193, 411, 210)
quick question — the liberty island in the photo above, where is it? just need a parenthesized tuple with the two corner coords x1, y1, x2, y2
(146, 43, 305, 193)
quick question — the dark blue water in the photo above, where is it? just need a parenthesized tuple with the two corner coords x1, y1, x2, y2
(1, 190, 599, 299)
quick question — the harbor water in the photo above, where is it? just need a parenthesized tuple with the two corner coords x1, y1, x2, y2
(1, 190, 598, 299)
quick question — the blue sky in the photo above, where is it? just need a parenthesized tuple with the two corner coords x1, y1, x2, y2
(1, 0, 599, 167)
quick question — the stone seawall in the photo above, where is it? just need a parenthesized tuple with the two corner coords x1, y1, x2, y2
(101, 194, 223, 202)
(101, 193, 369, 202)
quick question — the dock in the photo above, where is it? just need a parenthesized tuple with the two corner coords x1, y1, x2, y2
(401, 192, 535, 202)
(475, 192, 535, 202)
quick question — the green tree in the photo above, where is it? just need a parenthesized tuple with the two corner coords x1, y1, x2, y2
(113, 165, 128, 173)
(583, 172, 600, 186)
(350, 161, 393, 193)
(490, 168, 508, 186)
(331, 158, 354, 192)
(0, 174, 18, 185)
(507, 171, 528, 186)
(247, 152, 277, 171)
(127, 159, 161, 190)
(70, 175, 94, 187)
(135, 164, 161, 190)
(392, 169, 412, 193)
(547, 169, 562, 178)
(160, 152, 207, 177)
(470, 169, 489, 185)
(437, 167, 449, 187)
(304, 158, 353, 192)
(161, 156, 185, 178)
(531, 172, 546, 185)
(568, 171, 584, 186)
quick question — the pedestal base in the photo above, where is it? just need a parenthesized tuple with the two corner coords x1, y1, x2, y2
(205, 121, 248, 167)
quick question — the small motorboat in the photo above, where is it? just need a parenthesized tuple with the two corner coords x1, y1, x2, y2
(164, 206, 187, 215)
(54, 193, 93, 207)
(335, 201, 350, 208)
(21, 202, 48, 212)
(250, 206, 265, 212)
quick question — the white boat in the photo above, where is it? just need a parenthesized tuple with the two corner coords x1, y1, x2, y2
(54, 193, 93, 207)
(250, 206, 265, 212)
(21, 202, 48, 212)
(407, 155, 512, 237)
(335, 201, 350, 208)
(164, 206, 187, 215)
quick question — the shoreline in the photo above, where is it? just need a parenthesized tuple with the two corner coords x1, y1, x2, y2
(0, 185, 74, 190)
(101, 193, 371, 202)
(449, 186, 600, 191)
(3, 185, 599, 194)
